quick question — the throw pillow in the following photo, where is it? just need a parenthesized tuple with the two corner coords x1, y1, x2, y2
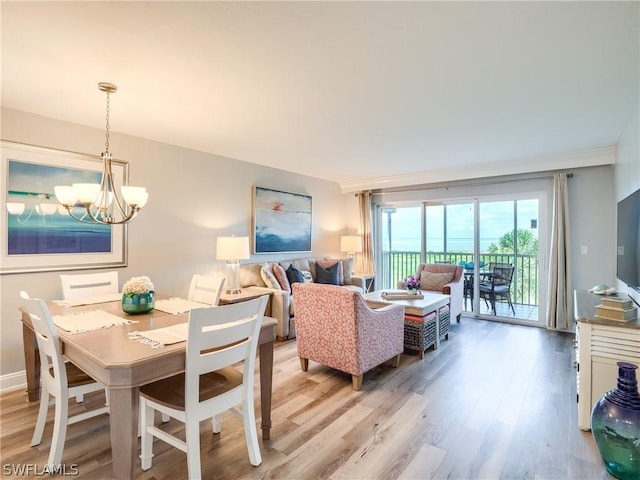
(301, 270, 313, 283)
(272, 264, 291, 293)
(294, 258, 311, 272)
(341, 258, 353, 285)
(317, 259, 344, 285)
(316, 262, 340, 285)
(260, 263, 280, 290)
(239, 263, 262, 288)
(419, 271, 455, 291)
(286, 264, 304, 286)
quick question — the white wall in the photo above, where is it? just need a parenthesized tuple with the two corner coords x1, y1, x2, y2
(0, 108, 358, 380)
(614, 102, 640, 305)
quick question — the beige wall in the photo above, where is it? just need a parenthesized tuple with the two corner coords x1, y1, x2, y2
(0, 108, 359, 379)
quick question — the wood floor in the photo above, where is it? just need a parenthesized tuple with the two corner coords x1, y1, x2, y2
(0, 318, 610, 480)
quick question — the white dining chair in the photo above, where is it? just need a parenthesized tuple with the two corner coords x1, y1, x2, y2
(59, 271, 119, 300)
(139, 295, 268, 478)
(187, 274, 225, 305)
(19, 291, 109, 468)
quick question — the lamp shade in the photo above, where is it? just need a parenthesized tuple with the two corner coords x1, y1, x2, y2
(216, 236, 250, 261)
(340, 235, 363, 253)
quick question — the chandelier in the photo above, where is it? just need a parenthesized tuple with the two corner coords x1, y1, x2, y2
(54, 82, 148, 225)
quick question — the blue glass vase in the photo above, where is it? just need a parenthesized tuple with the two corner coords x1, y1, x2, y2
(591, 362, 640, 480)
(121, 291, 155, 315)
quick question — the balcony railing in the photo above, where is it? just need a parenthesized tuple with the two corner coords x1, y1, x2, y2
(380, 251, 539, 306)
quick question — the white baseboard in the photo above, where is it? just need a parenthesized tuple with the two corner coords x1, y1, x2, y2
(0, 370, 27, 394)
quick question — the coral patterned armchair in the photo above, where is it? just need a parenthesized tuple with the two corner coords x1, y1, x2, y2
(292, 283, 404, 391)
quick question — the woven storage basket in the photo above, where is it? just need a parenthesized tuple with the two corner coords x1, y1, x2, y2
(404, 312, 437, 356)
(438, 305, 451, 341)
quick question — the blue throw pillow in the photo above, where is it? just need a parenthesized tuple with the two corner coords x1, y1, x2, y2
(316, 263, 339, 285)
(286, 264, 304, 285)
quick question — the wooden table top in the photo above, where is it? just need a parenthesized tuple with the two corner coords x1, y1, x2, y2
(25, 297, 277, 383)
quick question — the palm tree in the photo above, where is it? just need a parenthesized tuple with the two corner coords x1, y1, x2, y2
(487, 229, 538, 254)
(487, 229, 539, 304)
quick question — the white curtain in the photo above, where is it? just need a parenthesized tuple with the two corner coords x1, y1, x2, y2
(546, 173, 571, 329)
(356, 191, 376, 275)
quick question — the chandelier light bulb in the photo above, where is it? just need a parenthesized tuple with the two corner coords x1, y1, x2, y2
(54, 186, 78, 206)
(6, 203, 26, 215)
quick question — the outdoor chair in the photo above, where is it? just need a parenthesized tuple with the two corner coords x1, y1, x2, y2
(479, 263, 515, 315)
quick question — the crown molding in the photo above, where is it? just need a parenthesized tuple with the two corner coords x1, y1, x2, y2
(339, 146, 617, 193)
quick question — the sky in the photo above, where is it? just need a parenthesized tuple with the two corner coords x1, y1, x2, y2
(382, 199, 539, 252)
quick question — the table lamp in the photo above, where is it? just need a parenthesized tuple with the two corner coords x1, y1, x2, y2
(340, 235, 363, 274)
(216, 236, 250, 294)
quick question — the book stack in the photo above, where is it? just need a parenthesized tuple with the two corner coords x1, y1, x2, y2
(595, 297, 638, 322)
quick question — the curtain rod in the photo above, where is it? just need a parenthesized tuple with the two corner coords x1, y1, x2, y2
(368, 170, 574, 196)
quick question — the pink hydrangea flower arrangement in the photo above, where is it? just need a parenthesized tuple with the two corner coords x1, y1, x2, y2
(404, 274, 420, 290)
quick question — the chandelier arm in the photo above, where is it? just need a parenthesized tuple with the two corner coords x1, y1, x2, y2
(59, 206, 105, 225)
(59, 204, 139, 225)
(103, 155, 130, 219)
(15, 209, 35, 225)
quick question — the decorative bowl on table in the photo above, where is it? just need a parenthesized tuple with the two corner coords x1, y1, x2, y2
(121, 276, 155, 314)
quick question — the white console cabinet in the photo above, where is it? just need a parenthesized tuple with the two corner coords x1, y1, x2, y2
(574, 290, 640, 431)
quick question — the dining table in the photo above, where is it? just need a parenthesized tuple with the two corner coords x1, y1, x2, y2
(20, 295, 277, 480)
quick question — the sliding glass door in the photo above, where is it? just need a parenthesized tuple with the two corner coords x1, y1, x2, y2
(477, 198, 542, 323)
(376, 194, 545, 325)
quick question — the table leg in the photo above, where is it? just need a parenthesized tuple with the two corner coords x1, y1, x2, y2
(109, 387, 139, 480)
(22, 323, 40, 402)
(259, 339, 274, 440)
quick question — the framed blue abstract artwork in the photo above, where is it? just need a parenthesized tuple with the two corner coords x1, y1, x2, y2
(1, 141, 128, 274)
(253, 186, 312, 254)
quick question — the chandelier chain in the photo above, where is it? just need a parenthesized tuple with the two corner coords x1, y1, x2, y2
(104, 91, 111, 154)
(51, 81, 147, 225)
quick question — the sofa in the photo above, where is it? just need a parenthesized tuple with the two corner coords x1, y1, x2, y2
(237, 257, 365, 340)
(399, 263, 464, 322)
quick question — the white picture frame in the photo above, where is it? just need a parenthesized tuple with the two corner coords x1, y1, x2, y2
(1, 141, 128, 274)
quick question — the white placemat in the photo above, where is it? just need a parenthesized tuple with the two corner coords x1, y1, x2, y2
(128, 323, 188, 349)
(52, 293, 122, 308)
(154, 298, 210, 315)
(53, 309, 137, 334)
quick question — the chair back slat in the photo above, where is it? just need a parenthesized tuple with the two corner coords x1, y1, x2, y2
(185, 296, 268, 401)
(198, 339, 252, 374)
(188, 275, 225, 305)
(59, 272, 119, 300)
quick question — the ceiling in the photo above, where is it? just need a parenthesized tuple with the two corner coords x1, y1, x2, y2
(2, 1, 638, 192)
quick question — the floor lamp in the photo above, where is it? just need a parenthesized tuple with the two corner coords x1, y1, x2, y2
(216, 236, 250, 294)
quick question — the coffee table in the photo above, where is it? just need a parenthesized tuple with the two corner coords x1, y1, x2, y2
(363, 290, 451, 358)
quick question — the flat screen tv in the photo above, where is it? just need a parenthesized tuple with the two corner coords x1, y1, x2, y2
(616, 188, 640, 299)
